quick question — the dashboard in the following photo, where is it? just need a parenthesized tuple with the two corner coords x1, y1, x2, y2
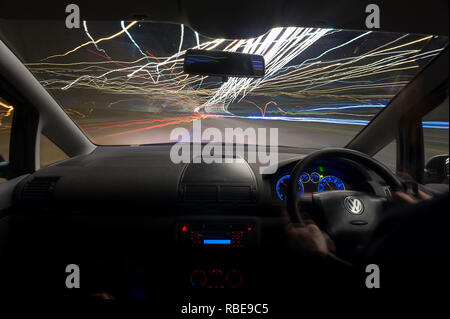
(16, 145, 380, 211)
(8, 145, 385, 297)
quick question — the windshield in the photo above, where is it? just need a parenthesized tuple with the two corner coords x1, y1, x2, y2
(0, 21, 448, 147)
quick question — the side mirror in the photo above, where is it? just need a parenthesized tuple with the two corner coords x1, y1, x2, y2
(0, 154, 9, 179)
(424, 154, 449, 184)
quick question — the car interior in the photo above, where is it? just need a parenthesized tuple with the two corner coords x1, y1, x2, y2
(0, 0, 448, 310)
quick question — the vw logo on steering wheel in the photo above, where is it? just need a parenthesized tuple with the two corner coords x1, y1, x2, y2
(344, 196, 364, 215)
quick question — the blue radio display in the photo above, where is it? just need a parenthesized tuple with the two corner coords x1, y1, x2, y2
(203, 239, 231, 245)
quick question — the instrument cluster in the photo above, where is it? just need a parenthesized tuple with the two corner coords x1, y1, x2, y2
(273, 164, 348, 201)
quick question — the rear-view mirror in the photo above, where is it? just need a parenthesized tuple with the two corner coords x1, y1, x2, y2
(183, 49, 265, 79)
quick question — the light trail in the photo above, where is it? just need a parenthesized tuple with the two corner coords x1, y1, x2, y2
(42, 21, 139, 61)
(82, 21, 110, 58)
(24, 22, 446, 135)
(121, 20, 148, 58)
(102, 114, 219, 138)
(0, 100, 14, 126)
(231, 115, 448, 129)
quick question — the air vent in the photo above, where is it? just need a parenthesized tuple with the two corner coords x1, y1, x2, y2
(179, 159, 257, 203)
(22, 176, 60, 200)
(219, 186, 251, 201)
(184, 185, 217, 201)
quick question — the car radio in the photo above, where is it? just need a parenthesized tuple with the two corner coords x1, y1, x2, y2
(177, 219, 259, 248)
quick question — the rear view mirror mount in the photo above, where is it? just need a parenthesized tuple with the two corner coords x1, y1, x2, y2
(183, 49, 265, 81)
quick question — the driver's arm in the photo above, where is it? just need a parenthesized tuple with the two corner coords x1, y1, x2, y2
(285, 218, 328, 256)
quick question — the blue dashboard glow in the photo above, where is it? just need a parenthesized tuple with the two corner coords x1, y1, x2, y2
(276, 174, 304, 200)
(300, 173, 310, 183)
(204, 239, 231, 245)
(310, 172, 321, 183)
(318, 176, 345, 192)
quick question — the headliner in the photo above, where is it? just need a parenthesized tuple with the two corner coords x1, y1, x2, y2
(0, 0, 448, 38)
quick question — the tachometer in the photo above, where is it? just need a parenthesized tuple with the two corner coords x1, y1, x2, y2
(317, 176, 345, 192)
(276, 175, 304, 200)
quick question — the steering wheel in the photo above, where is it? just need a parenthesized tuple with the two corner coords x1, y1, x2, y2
(286, 148, 404, 257)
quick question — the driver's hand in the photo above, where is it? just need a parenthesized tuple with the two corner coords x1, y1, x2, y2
(285, 218, 328, 257)
(394, 188, 433, 204)
(394, 174, 434, 204)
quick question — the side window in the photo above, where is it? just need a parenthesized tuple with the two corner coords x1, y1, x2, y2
(0, 97, 14, 183)
(40, 134, 69, 168)
(422, 98, 449, 163)
(422, 98, 449, 184)
(373, 139, 397, 172)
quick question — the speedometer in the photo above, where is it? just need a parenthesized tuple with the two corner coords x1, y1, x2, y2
(276, 175, 304, 200)
(317, 176, 345, 192)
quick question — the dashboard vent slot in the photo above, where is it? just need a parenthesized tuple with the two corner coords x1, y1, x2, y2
(22, 176, 60, 200)
(219, 186, 251, 201)
(182, 185, 253, 202)
(184, 185, 217, 201)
